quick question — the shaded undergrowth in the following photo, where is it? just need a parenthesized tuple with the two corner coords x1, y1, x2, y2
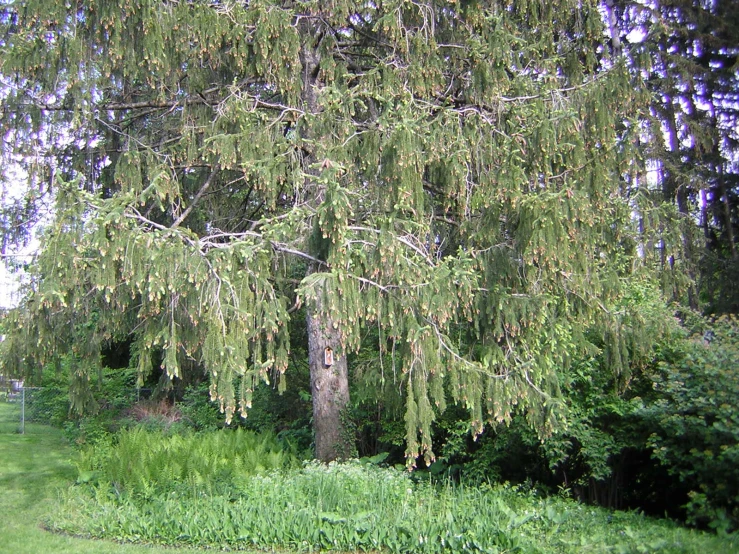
(73, 426, 300, 496)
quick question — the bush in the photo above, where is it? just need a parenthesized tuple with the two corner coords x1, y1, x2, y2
(640, 316, 739, 533)
(124, 398, 185, 432)
(178, 383, 223, 431)
(61, 367, 140, 446)
(426, 298, 739, 535)
(24, 386, 69, 426)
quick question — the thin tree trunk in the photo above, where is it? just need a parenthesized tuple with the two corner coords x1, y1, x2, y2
(663, 101, 698, 308)
(306, 294, 352, 461)
(603, 0, 622, 57)
(719, 166, 737, 259)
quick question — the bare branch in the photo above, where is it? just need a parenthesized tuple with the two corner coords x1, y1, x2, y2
(171, 164, 220, 229)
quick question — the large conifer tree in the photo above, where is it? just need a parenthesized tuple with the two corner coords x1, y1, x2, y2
(608, 0, 739, 312)
(1, 0, 650, 462)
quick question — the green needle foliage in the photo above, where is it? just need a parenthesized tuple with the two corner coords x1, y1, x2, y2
(1, 0, 668, 462)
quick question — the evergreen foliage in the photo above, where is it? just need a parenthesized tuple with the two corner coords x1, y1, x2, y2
(607, 1, 739, 311)
(1, 0, 663, 462)
(426, 299, 739, 533)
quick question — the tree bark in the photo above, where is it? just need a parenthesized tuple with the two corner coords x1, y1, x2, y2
(719, 166, 737, 259)
(306, 294, 352, 462)
(298, 24, 353, 462)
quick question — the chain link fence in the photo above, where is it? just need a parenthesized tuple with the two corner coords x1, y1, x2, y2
(1, 380, 214, 439)
(0, 385, 54, 434)
(0, 376, 25, 433)
(18, 387, 47, 434)
(2, 384, 163, 436)
(0, 393, 21, 434)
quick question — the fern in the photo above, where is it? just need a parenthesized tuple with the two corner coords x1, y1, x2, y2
(75, 426, 298, 497)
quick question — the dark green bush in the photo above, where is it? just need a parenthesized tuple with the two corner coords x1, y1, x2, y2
(640, 316, 739, 534)
(178, 383, 224, 431)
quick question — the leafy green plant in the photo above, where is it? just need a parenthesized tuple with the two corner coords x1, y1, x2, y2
(51, 459, 738, 553)
(641, 316, 739, 533)
(74, 427, 300, 497)
(62, 372, 140, 446)
(24, 386, 70, 427)
(178, 383, 223, 431)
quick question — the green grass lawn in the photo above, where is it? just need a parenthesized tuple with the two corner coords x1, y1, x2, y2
(0, 402, 213, 554)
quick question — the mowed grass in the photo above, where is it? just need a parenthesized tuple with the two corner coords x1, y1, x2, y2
(0, 401, 222, 554)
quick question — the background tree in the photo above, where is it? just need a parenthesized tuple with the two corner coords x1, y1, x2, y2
(607, 0, 739, 312)
(1, 0, 657, 463)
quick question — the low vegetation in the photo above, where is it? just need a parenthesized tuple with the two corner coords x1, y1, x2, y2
(73, 426, 300, 494)
(0, 390, 736, 553)
(48, 424, 737, 553)
(0, 402, 202, 554)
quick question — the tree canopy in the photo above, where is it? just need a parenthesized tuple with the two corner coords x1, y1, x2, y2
(610, 0, 739, 311)
(1, 0, 663, 463)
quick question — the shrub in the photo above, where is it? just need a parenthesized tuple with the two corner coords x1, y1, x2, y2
(125, 398, 184, 433)
(24, 386, 69, 426)
(640, 316, 739, 533)
(178, 384, 223, 431)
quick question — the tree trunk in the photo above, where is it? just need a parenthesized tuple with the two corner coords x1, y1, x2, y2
(719, 167, 737, 259)
(297, 25, 353, 462)
(306, 294, 352, 462)
(663, 101, 699, 309)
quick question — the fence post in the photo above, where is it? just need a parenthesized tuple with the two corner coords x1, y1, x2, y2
(20, 387, 25, 434)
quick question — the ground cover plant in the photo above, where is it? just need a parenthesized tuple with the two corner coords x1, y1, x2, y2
(49, 430, 737, 554)
(0, 399, 736, 553)
(74, 426, 301, 495)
